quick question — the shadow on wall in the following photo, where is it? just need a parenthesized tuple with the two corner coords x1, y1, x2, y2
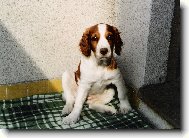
(0, 20, 47, 85)
(0, 20, 62, 99)
(115, 0, 175, 88)
(115, 0, 152, 88)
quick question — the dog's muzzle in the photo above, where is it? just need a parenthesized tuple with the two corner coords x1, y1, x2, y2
(97, 57, 111, 66)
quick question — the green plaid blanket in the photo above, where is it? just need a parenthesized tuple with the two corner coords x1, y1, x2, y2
(0, 93, 154, 129)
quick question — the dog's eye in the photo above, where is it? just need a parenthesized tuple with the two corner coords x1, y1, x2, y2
(107, 35, 113, 40)
(91, 36, 98, 41)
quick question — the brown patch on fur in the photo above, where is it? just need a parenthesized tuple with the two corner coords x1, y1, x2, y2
(105, 24, 122, 70)
(106, 24, 123, 56)
(113, 26, 123, 55)
(108, 57, 117, 70)
(75, 61, 81, 85)
(105, 31, 114, 53)
(90, 32, 100, 53)
(79, 29, 91, 57)
(79, 24, 100, 57)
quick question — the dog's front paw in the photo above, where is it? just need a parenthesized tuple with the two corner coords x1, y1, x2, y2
(62, 104, 73, 115)
(62, 114, 79, 125)
(119, 103, 132, 114)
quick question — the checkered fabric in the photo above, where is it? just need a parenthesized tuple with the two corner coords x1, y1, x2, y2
(0, 93, 154, 129)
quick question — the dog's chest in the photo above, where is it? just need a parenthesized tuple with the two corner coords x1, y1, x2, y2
(89, 79, 108, 94)
(80, 59, 119, 94)
(88, 69, 116, 94)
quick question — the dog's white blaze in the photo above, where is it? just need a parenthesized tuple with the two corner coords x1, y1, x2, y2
(98, 24, 106, 37)
(96, 24, 111, 57)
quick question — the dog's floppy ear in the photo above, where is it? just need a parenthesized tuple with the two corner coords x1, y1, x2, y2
(113, 26, 123, 56)
(79, 28, 91, 57)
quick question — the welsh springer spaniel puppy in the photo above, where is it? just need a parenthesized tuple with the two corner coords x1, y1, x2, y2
(62, 23, 131, 124)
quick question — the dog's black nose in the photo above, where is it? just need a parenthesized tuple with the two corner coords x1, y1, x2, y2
(100, 48, 108, 55)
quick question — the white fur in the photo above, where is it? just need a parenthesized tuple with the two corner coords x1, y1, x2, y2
(61, 24, 131, 125)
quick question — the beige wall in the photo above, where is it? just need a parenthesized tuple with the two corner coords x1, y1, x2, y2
(1, 0, 173, 89)
(0, 0, 116, 84)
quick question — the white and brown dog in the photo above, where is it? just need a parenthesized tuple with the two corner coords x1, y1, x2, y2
(62, 23, 131, 124)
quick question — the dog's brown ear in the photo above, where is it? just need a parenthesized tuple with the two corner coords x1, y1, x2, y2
(113, 27, 123, 56)
(79, 28, 91, 57)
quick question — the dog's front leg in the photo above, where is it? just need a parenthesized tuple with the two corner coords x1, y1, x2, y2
(62, 84, 90, 125)
(114, 76, 132, 114)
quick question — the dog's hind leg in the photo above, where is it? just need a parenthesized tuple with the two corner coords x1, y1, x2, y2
(87, 88, 115, 105)
(62, 71, 77, 115)
(87, 88, 117, 114)
(88, 103, 117, 114)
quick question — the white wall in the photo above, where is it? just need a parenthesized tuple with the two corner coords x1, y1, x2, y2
(0, 0, 174, 88)
(0, 0, 115, 84)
